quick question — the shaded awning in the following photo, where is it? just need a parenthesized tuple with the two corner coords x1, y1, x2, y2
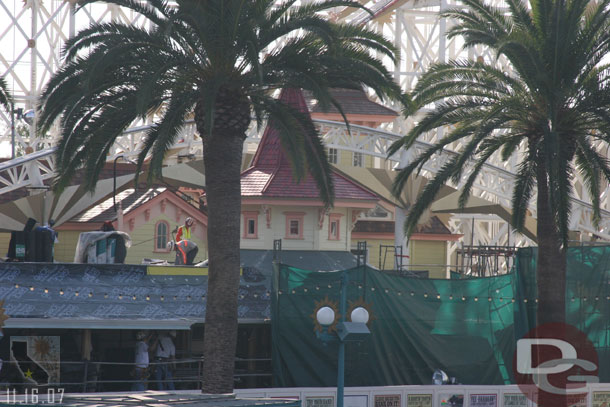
(160, 160, 205, 189)
(431, 191, 537, 241)
(4, 318, 195, 330)
(0, 174, 133, 231)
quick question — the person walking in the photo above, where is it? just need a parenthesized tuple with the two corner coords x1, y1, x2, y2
(154, 331, 176, 390)
(175, 217, 193, 242)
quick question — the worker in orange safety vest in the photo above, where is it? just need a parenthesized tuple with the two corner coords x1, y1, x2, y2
(167, 240, 198, 265)
(175, 217, 194, 242)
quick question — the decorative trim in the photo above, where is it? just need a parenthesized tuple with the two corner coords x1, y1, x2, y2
(144, 209, 151, 222)
(243, 198, 376, 209)
(128, 218, 135, 232)
(160, 199, 166, 213)
(351, 210, 363, 230)
(262, 205, 272, 228)
(176, 208, 183, 223)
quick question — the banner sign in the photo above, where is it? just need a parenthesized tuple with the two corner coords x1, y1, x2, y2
(406, 394, 432, 407)
(305, 397, 334, 407)
(374, 394, 401, 407)
(503, 393, 528, 407)
(469, 394, 497, 407)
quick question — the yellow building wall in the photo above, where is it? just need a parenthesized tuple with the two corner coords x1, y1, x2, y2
(54, 230, 82, 262)
(0, 233, 9, 259)
(410, 240, 447, 279)
(358, 238, 395, 270)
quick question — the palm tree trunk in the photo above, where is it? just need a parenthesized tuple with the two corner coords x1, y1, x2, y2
(535, 164, 566, 326)
(201, 129, 244, 393)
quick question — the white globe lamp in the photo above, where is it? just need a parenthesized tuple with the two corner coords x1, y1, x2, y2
(350, 307, 369, 324)
(316, 306, 335, 326)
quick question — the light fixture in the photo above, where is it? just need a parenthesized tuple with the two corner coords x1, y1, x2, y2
(350, 307, 369, 324)
(316, 306, 335, 326)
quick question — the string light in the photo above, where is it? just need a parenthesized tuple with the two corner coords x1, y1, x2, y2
(59, 289, 64, 295)
(88, 292, 93, 298)
(160, 296, 165, 301)
(29, 286, 34, 291)
(146, 295, 150, 301)
(75, 291, 79, 297)
(44, 288, 48, 294)
(474, 297, 478, 302)
(15, 284, 19, 288)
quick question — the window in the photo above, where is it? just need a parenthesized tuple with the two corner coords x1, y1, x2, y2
(327, 148, 338, 164)
(328, 213, 343, 240)
(353, 152, 363, 167)
(285, 212, 305, 239)
(155, 221, 170, 251)
(242, 211, 259, 239)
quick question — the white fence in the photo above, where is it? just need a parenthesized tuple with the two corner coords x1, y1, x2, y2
(235, 383, 610, 407)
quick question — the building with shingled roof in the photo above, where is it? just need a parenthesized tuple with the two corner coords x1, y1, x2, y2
(239, 88, 381, 253)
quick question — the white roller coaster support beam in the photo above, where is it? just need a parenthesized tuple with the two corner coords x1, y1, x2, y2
(1, 0, 610, 246)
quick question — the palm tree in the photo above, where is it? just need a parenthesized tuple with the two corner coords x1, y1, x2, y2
(39, 0, 401, 393)
(0, 76, 12, 112)
(390, 0, 610, 328)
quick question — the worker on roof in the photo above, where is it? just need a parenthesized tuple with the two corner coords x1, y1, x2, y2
(175, 217, 193, 242)
(167, 240, 198, 266)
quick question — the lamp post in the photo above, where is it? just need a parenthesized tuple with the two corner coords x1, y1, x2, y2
(316, 271, 370, 407)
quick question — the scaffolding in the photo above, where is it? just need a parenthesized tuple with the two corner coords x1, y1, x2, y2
(456, 245, 517, 277)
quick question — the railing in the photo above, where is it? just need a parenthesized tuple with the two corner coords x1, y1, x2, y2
(0, 357, 272, 393)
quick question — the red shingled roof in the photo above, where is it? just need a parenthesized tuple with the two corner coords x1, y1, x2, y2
(241, 88, 378, 202)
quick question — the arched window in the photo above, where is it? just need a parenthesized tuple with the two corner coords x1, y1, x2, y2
(155, 221, 170, 251)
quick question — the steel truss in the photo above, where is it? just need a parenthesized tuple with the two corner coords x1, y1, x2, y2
(1, 0, 609, 251)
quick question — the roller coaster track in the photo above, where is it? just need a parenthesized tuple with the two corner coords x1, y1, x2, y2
(2, 0, 610, 242)
(2, 118, 610, 240)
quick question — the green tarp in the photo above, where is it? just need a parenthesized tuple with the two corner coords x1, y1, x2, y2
(272, 246, 610, 387)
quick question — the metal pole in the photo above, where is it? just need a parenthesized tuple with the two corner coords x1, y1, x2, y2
(113, 155, 123, 212)
(10, 103, 15, 159)
(337, 271, 348, 407)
